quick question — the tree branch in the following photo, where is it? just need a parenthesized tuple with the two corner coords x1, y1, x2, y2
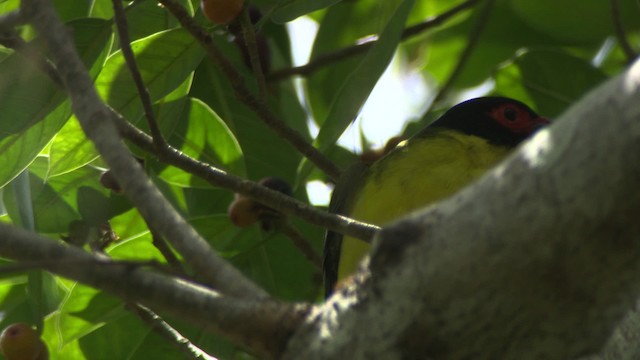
(21, 0, 268, 300)
(0, 9, 378, 245)
(113, 113, 380, 242)
(268, 0, 481, 80)
(157, 0, 341, 180)
(128, 304, 219, 360)
(0, 9, 25, 29)
(284, 59, 640, 359)
(610, 0, 637, 64)
(111, 0, 168, 150)
(0, 16, 62, 86)
(584, 301, 640, 360)
(238, 6, 268, 100)
(0, 4, 379, 244)
(0, 223, 309, 359)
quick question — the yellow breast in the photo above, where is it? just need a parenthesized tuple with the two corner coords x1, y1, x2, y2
(338, 129, 512, 279)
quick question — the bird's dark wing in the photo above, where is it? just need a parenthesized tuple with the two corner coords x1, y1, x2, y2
(323, 161, 369, 297)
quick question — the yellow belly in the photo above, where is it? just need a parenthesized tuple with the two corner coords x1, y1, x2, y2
(337, 130, 512, 280)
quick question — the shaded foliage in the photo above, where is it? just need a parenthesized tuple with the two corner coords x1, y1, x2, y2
(0, 0, 637, 358)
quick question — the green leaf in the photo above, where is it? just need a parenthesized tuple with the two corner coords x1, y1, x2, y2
(57, 283, 123, 346)
(509, 0, 640, 43)
(0, 18, 113, 188)
(189, 45, 306, 182)
(190, 214, 322, 300)
(53, 0, 91, 22)
(124, 0, 193, 42)
(406, 0, 472, 25)
(0, 101, 70, 188)
(0, 62, 59, 138)
(95, 28, 205, 122)
(2, 157, 115, 233)
(422, 2, 554, 92)
(299, 0, 415, 182)
(149, 97, 245, 187)
(0, 275, 64, 330)
(271, 0, 343, 23)
(78, 314, 183, 360)
(0, 0, 19, 14)
(49, 28, 204, 178)
(493, 49, 607, 117)
(0, 269, 66, 337)
(306, 0, 384, 126)
(48, 117, 98, 178)
(48, 74, 195, 179)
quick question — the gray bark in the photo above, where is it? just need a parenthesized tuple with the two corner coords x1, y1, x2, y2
(284, 60, 640, 359)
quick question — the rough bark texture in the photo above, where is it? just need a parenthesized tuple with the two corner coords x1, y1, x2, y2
(581, 301, 640, 360)
(284, 61, 640, 359)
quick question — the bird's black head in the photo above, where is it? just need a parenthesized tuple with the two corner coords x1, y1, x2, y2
(428, 97, 550, 147)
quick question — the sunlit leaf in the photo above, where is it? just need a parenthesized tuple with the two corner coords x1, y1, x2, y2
(0, 19, 112, 188)
(272, 0, 342, 23)
(299, 0, 415, 183)
(95, 28, 205, 122)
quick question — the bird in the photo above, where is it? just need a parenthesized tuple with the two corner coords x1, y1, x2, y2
(323, 96, 550, 296)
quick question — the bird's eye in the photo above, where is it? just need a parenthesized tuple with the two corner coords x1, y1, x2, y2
(503, 107, 518, 121)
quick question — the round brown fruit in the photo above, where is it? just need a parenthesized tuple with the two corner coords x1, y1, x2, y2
(99, 170, 122, 194)
(201, 0, 244, 25)
(227, 196, 259, 227)
(0, 323, 48, 360)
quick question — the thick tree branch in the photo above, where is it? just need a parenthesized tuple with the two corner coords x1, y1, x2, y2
(285, 60, 640, 359)
(21, 0, 267, 300)
(584, 301, 640, 360)
(0, 223, 308, 359)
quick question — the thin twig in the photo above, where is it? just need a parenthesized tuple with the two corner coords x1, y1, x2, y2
(239, 6, 268, 100)
(401, 0, 481, 38)
(111, 0, 168, 150)
(114, 113, 380, 242)
(267, 0, 481, 80)
(128, 304, 218, 360)
(432, 0, 496, 104)
(151, 229, 187, 274)
(610, 0, 637, 64)
(157, 0, 341, 181)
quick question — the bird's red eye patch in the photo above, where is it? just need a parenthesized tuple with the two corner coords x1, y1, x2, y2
(489, 103, 548, 135)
